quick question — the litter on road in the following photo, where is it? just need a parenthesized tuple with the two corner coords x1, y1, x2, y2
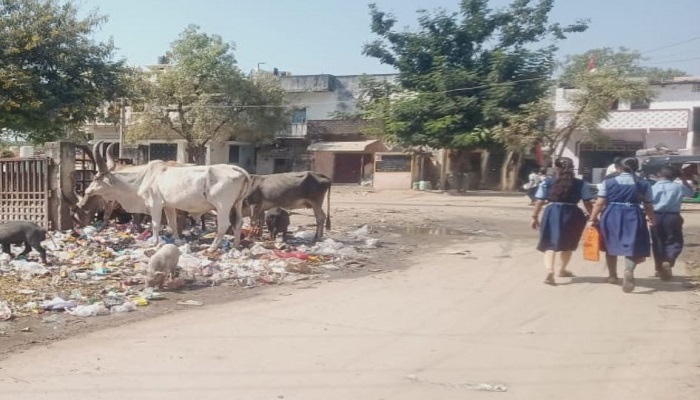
(0, 223, 380, 319)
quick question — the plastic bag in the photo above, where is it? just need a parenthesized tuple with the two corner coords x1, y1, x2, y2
(66, 303, 110, 317)
(582, 226, 601, 262)
(111, 301, 137, 313)
(41, 297, 78, 311)
(293, 230, 316, 241)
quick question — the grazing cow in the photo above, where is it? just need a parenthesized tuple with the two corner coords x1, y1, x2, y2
(245, 172, 331, 240)
(79, 141, 251, 249)
(70, 143, 208, 234)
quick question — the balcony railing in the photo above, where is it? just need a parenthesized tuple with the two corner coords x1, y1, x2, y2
(277, 123, 307, 138)
(556, 109, 690, 130)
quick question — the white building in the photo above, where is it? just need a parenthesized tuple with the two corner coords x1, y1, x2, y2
(84, 66, 398, 176)
(253, 73, 397, 180)
(554, 77, 700, 181)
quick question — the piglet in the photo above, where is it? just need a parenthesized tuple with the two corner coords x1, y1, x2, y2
(0, 221, 50, 264)
(265, 207, 290, 241)
(145, 244, 180, 289)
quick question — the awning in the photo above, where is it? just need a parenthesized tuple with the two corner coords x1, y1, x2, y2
(307, 139, 382, 153)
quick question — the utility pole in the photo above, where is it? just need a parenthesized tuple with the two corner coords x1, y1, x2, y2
(118, 97, 126, 158)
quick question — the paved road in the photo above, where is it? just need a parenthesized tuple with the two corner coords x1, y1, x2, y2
(1, 235, 699, 400)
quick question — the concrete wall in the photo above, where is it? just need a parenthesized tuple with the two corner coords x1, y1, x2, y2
(207, 141, 255, 171)
(312, 152, 335, 180)
(256, 155, 274, 175)
(281, 74, 400, 131)
(374, 172, 412, 190)
(555, 84, 700, 112)
(284, 91, 350, 120)
(650, 84, 700, 109)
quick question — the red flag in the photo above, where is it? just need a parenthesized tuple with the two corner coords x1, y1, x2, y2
(535, 143, 544, 166)
(587, 55, 597, 73)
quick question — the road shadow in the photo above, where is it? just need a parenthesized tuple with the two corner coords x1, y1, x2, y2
(444, 190, 526, 198)
(570, 275, 696, 294)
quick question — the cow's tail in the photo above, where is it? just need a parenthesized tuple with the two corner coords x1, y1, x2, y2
(234, 173, 253, 224)
(325, 182, 331, 230)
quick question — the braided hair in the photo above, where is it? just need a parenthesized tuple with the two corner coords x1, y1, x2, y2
(621, 157, 639, 174)
(621, 157, 644, 202)
(549, 157, 576, 201)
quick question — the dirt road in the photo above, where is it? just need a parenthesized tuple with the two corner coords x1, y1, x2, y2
(1, 190, 699, 399)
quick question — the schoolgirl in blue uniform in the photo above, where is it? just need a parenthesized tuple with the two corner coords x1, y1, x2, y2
(531, 157, 593, 285)
(589, 158, 656, 293)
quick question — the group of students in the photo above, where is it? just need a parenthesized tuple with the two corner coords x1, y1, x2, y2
(531, 157, 695, 293)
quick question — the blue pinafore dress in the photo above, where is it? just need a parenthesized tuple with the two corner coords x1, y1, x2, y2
(599, 176, 651, 258)
(536, 178, 589, 252)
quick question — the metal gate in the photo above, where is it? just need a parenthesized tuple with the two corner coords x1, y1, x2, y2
(0, 158, 52, 228)
(74, 146, 96, 196)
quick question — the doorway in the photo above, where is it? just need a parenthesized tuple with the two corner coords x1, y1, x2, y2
(273, 158, 291, 173)
(334, 153, 364, 184)
(149, 143, 178, 162)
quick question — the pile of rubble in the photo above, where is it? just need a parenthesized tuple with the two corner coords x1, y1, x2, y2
(0, 224, 380, 321)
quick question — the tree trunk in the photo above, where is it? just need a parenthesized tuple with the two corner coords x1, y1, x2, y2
(187, 143, 207, 165)
(450, 149, 470, 192)
(479, 149, 490, 190)
(439, 150, 449, 190)
(500, 151, 522, 192)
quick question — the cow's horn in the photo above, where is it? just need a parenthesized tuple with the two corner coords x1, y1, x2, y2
(105, 142, 117, 171)
(93, 141, 109, 174)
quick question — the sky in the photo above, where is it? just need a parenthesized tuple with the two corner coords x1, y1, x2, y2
(78, 0, 700, 77)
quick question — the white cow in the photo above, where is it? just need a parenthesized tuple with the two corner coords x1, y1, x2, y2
(80, 141, 251, 249)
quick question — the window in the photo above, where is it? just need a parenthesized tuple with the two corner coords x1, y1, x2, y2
(291, 108, 307, 124)
(692, 84, 700, 93)
(630, 99, 650, 110)
(228, 145, 240, 164)
(149, 143, 177, 162)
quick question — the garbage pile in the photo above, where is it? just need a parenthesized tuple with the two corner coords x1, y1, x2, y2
(0, 224, 380, 320)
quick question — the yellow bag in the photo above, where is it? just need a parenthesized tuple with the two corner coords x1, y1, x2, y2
(582, 226, 601, 262)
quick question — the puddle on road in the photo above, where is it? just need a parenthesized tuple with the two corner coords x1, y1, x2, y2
(383, 226, 501, 237)
(388, 226, 466, 236)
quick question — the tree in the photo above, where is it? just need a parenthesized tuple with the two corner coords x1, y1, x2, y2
(0, 0, 129, 144)
(491, 97, 552, 188)
(129, 25, 288, 165)
(492, 55, 653, 173)
(362, 0, 588, 190)
(553, 54, 653, 159)
(558, 47, 688, 88)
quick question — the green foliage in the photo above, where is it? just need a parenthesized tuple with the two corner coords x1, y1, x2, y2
(494, 53, 653, 162)
(558, 47, 688, 87)
(361, 0, 588, 151)
(553, 55, 653, 157)
(129, 25, 288, 164)
(0, 0, 129, 144)
(491, 97, 551, 152)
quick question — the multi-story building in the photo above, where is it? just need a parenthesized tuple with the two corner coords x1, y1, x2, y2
(83, 64, 397, 181)
(555, 77, 700, 181)
(254, 72, 397, 182)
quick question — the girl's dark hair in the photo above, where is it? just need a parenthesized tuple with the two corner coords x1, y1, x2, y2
(659, 166, 680, 180)
(549, 157, 575, 201)
(621, 157, 639, 173)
